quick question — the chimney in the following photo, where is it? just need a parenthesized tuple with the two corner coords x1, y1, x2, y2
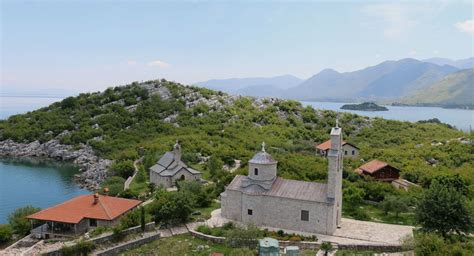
(93, 193, 99, 204)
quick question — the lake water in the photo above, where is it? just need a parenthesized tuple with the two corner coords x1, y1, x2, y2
(0, 158, 89, 224)
(302, 101, 474, 132)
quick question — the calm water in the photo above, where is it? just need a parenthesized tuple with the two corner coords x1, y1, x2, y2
(0, 158, 89, 224)
(302, 101, 474, 132)
(0, 96, 63, 119)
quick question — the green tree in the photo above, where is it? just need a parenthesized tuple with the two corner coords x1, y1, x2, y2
(140, 207, 146, 232)
(343, 185, 365, 209)
(381, 196, 408, 217)
(8, 206, 41, 236)
(111, 160, 135, 179)
(416, 179, 473, 237)
(0, 224, 13, 244)
(207, 156, 223, 178)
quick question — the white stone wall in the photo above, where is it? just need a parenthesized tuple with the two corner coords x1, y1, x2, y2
(248, 162, 277, 181)
(224, 191, 334, 234)
(149, 171, 172, 188)
(221, 190, 242, 221)
(342, 144, 359, 158)
(150, 169, 201, 188)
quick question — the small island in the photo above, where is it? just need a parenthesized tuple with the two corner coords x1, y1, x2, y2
(340, 102, 388, 111)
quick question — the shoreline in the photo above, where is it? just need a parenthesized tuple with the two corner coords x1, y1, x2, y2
(0, 139, 111, 190)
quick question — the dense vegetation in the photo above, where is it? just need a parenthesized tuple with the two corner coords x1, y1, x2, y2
(340, 102, 388, 111)
(1, 79, 473, 251)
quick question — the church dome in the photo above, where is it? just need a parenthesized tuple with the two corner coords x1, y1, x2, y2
(249, 142, 277, 164)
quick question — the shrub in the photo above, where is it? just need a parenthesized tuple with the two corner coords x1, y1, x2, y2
(112, 226, 125, 242)
(196, 225, 212, 235)
(222, 222, 235, 230)
(59, 240, 95, 256)
(0, 224, 13, 244)
(8, 206, 41, 236)
(289, 236, 302, 242)
(111, 160, 135, 178)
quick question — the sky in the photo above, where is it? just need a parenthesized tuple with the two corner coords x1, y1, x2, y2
(1, 0, 473, 95)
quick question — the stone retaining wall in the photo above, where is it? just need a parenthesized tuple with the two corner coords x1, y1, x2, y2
(95, 233, 161, 256)
(189, 229, 404, 252)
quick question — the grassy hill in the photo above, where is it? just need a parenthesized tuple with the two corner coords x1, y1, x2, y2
(0, 80, 472, 198)
(403, 68, 474, 109)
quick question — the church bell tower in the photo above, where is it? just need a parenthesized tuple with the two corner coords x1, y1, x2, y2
(327, 120, 343, 229)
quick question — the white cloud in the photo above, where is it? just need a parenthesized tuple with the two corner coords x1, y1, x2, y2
(433, 50, 440, 55)
(455, 20, 474, 35)
(148, 60, 170, 68)
(127, 60, 137, 65)
(409, 49, 417, 56)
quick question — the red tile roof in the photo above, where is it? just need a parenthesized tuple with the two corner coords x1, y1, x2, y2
(315, 139, 349, 151)
(355, 159, 392, 174)
(27, 194, 142, 224)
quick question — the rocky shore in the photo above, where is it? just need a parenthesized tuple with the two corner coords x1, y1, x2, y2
(0, 139, 111, 190)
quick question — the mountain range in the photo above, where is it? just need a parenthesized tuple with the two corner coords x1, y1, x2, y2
(195, 57, 474, 108)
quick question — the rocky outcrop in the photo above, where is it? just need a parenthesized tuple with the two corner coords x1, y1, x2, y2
(0, 139, 111, 190)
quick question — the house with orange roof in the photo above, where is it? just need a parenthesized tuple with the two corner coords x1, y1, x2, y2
(27, 194, 141, 239)
(354, 159, 400, 182)
(316, 139, 359, 158)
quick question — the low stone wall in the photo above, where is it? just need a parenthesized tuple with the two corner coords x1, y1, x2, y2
(338, 243, 404, 252)
(189, 229, 226, 244)
(96, 233, 161, 256)
(189, 229, 405, 252)
(279, 240, 320, 250)
(90, 222, 155, 244)
(43, 222, 156, 255)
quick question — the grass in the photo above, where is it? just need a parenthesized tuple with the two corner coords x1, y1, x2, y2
(121, 233, 319, 256)
(191, 201, 221, 221)
(342, 203, 416, 226)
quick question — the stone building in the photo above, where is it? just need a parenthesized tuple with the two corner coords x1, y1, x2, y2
(149, 141, 201, 188)
(316, 139, 359, 158)
(220, 124, 343, 235)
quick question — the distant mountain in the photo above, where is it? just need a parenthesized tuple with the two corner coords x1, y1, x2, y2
(403, 68, 474, 108)
(285, 58, 459, 101)
(423, 57, 474, 69)
(194, 75, 302, 97)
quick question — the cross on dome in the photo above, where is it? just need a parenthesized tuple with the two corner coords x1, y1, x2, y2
(261, 142, 266, 152)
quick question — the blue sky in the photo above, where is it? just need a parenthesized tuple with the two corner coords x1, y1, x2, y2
(1, 0, 473, 94)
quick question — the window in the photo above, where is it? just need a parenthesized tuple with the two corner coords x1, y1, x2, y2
(301, 210, 309, 221)
(89, 219, 97, 227)
(248, 209, 253, 215)
(254, 168, 258, 176)
(344, 151, 348, 155)
(352, 150, 355, 155)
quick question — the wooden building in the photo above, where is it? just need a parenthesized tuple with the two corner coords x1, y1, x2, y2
(354, 159, 400, 182)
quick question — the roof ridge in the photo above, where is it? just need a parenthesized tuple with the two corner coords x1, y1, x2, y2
(97, 196, 113, 219)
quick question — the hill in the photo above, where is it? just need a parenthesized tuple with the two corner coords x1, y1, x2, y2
(194, 75, 302, 97)
(285, 58, 459, 101)
(403, 68, 474, 109)
(423, 57, 474, 69)
(0, 79, 472, 194)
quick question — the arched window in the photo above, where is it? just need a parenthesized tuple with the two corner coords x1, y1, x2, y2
(254, 168, 258, 175)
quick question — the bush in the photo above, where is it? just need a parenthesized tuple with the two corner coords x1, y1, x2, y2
(8, 206, 41, 236)
(111, 160, 135, 179)
(120, 209, 141, 229)
(112, 226, 125, 242)
(0, 224, 13, 244)
(59, 240, 95, 256)
(196, 225, 212, 235)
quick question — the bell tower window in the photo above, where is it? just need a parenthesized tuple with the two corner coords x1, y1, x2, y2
(254, 168, 258, 176)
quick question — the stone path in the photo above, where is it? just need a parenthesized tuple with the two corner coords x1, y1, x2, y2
(206, 209, 413, 246)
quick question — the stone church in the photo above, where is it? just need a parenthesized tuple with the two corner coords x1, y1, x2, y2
(220, 124, 343, 235)
(149, 141, 202, 188)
